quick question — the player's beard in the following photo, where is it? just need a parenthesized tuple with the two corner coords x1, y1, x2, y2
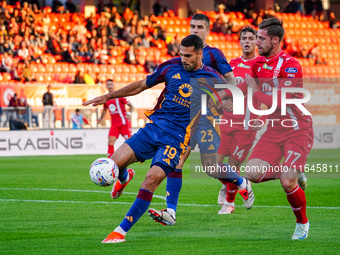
(259, 44, 273, 58)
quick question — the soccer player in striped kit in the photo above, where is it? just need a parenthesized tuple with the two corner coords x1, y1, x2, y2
(98, 79, 134, 157)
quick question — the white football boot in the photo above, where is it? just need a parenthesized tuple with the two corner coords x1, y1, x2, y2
(292, 221, 310, 240)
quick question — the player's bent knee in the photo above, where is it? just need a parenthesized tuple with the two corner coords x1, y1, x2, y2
(280, 178, 298, 192)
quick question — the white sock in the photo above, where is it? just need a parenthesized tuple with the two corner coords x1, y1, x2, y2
(114, 226, 127, 235)
(167, 208, 176, 219)
(238, 178, 247, 190)
(223, 201, 235, 206)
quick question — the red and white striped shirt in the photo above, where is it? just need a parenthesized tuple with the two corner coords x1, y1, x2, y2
(104, 98, 130, 125)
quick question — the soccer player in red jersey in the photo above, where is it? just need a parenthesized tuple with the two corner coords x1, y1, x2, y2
(213, 18, 313, 239)
(98, 79, 134, 157)
(217, 26, 261, 214)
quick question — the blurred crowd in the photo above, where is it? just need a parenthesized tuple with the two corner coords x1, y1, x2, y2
(0, 0, 338, 83)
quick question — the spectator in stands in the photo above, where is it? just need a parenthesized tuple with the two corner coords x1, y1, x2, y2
(0, 0, 7, 13)
(1, 51, 13, 72)
(123, 7, 134, 24)
(4, 93, 19, 127)
(18, 97, 39, 127)
(296, 44, 308, 58)
(71, 109, 89, 129)
(0, 35, 5, 53)
(97, 0, 104, 14)
(66, 0, 77, 13)
(315, 56, 327, 65)
(72, 20, 87, 35)
(167, 36, 180, 57)
(125, 44, 138, 65)
(315, 0, 324, 20)
(123, 25, 138, 44)
(153, 0, 162, 16)
(212, 17, 227, 34)
(5, 35, 15, 53)
(215, 4, 229, 24)
(42, 85, 54, 128)
(46, 32, 62, 55)
(264, 8, 276, 19)
(307, 43, 319, 59)
(74, 70, 86, 83)
(21, 60, 34, 83)
(52, 0, 63, 13)
(113, 12, 124, 29)
(304, 0, 315, 16)
(284, 0, 302, 14)
(328, 11, 339, 29)
(283, 37, 298, 57)
(144, 54, 158, 73)
(0, 24, 7, 37)
(108, 21, 120, 41)
(62, 44, 79, 64)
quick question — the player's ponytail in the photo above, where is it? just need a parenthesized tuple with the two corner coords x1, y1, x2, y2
(259, 17, 285, 41)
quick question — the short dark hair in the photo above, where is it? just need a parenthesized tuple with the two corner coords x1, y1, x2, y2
(75, 108, 80, 112)
(181, 35, 203, 51)
(191, 13, 210, 27)
(259, 17, 284, 41)
(240, 25, 257, 37)
(106, 79, 114, 83)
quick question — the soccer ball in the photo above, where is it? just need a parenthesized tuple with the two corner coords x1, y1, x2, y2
(89, 158, 119, 187)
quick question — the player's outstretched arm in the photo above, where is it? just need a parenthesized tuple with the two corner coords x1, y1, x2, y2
(223, 71, 236, 85)
(83, 79, 148, 107)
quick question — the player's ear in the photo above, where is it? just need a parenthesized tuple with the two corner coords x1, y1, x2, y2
(272, 36, 280, 46)
(198, 49, 203, 58)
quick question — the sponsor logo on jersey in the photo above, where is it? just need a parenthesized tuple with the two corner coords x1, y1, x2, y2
(163, 158, 170, 165)
(287, 73, 295, 78)
(284, 80, 292, 86)
(198, 78, 207, 84)
(109, 104, 117, 113)
(237, 63, 251, 69)
(235, 77, 245, 84)
(178, 83, 193, 97)
(285, 67, 298, 73)
(207, 144, 215, 150)
(125, 216, 133, 222)
(263, 63, 273, 70)
(262, 83, 272, 92)
(172, 73, 181, 79)
(274, 68, 280, 78)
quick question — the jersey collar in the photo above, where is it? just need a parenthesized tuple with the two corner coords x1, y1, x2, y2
(241, 55, 257, 62)
(265, 50, 283, 62)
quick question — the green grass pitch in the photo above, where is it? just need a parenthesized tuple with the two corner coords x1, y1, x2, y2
(0, 149, 339, 254)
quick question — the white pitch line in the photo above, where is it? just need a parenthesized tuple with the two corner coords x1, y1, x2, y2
(0, 187, 167, 201)
(0, 198, 339, 210)
(0, 188, 339, 210)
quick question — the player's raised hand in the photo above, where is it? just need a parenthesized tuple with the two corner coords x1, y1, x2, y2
(222, 98, 233, 112)
(83, 94, 110, 107)
(208, 90, 226, 109)
(245, 73, 259, 93)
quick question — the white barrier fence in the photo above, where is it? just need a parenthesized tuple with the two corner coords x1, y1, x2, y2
(0, 126, 338, 157)
(0, 129, 127, 156)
